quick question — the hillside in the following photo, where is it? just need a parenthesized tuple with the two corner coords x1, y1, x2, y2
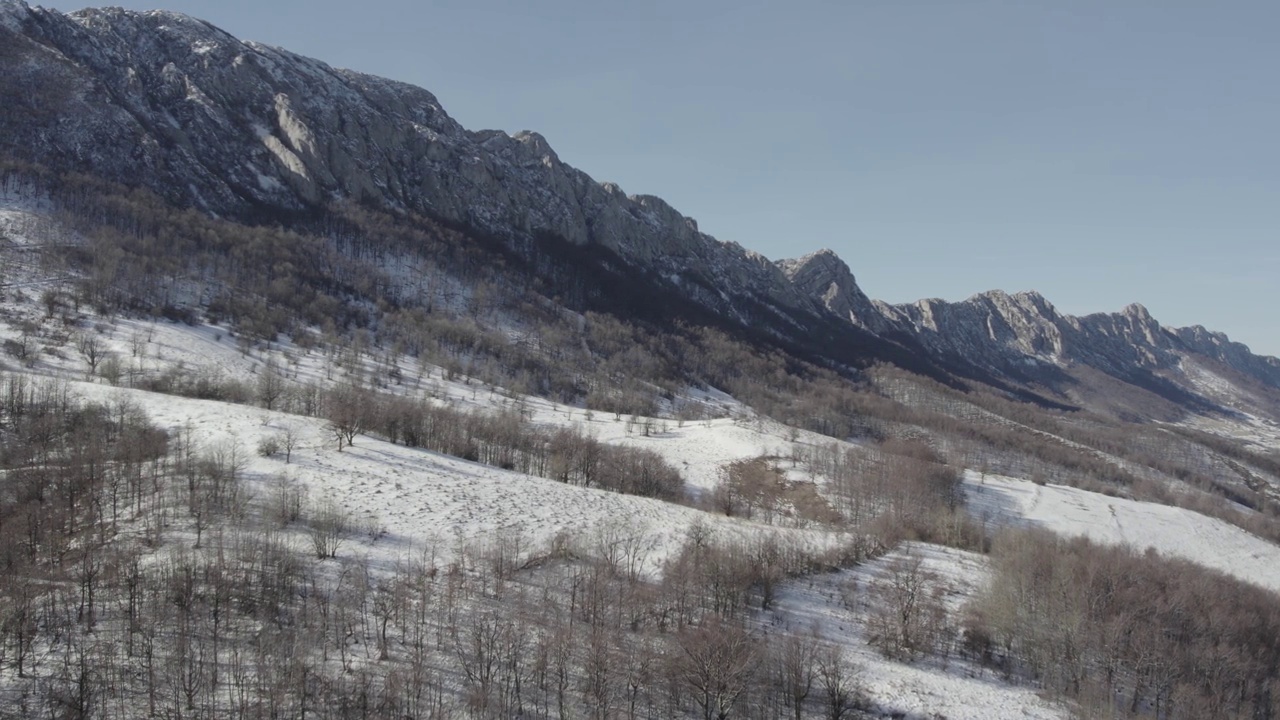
(3, 4, 1280, 720)
(5, 198, 1280, 718)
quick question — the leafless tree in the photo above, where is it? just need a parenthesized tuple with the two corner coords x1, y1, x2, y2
(816, 643, 863, 720)
(75, 330, 106, 377)
(256, 356, 287, 410)
(308, 497, 350, 559)
(326, 382, 369, 451)
(673, 619, 760, 720)
(281, 422, 300, 463)
(774, 630, 822, 720)
(867, 550, 950, 661)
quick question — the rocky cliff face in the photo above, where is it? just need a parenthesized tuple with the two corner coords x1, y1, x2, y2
(0, 1, 810, 323)
(2, 1, 1276, 415)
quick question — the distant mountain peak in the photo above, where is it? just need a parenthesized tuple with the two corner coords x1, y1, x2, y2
(1, 0, 30, 30)
(1120, 302, 1154, 321)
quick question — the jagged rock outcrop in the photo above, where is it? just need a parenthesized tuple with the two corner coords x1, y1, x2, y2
(873, 291, 1280, 388)
(766, 238, 1279, 405)
(876, 290, 1070, 371)
(821, 281, 1280, 399)
(1171, 325, 1280, 386)
(771, 245, 1280, 402)
(776, 249, 888, 333)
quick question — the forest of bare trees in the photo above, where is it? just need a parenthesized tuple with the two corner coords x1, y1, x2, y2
(0, 373, 878, 719)
(964, 529, 1280, 720)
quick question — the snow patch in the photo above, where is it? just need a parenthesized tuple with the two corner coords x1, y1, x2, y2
(253, 121, 311, 181)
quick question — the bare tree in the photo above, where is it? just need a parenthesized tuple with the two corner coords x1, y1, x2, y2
(281, 423, 300, 463)
(621, 632, 657, 720)
(7, 320, 38, 366)
(816, 644, 863, 720)
(774, 631, 822, 720)
(129, 328, 147, 357)
(308, 498, 350, 559)
(582, 625, 616, 720)
(455, 611, 503, 714)
(868, 550, 950, 661)
(75, 331, 106, 377)
(326, 382, 369, 451)
(673, 620, 760, 720)
(268, 473, 307, 527)
(257, 356, 287, 410)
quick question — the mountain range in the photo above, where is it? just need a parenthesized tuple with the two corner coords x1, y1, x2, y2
(2, 0, 1277, 423)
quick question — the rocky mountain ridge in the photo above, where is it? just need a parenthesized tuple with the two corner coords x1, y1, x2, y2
(2, 1, 1276, 417)
(783, 248, 1280, 398)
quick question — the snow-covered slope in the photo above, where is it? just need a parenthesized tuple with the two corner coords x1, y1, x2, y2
(6, 297, 1280, 718)
(966, 470, 1280, 593)
(4, 136, 1280, 719)
(6, 254, 1280, 595)
(68, 379, 843, 578)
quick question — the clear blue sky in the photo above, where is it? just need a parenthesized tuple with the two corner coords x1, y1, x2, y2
(88, 1, 1279, 356)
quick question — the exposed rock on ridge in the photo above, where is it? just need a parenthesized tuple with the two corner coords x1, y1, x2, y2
(776, 249, 887, 333)
(772, 244, 1280, 397)
(820, 280, 1280, 393)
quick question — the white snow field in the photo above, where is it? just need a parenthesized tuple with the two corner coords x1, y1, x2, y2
(4, 303, 1280, 717)
(0, 300, 809, 490)
(965, 470, 1280, 593)
(68, 379, 843, 578)
(4, 305, 1280, 685)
